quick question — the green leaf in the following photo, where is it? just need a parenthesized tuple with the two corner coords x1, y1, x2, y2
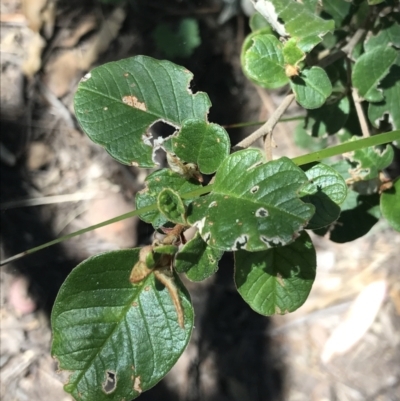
(249, 12, 274, 32)
(346, 141, 394, 180)
(300, 163, 347, 204)
(364, 19, 400, 52)
(166, 119, 230, 174)
(158, 188, 186, 225)
(368, 0, 385, 5)
(290, 67, 332, 109)
(352, 47, 398, 102)
(306, 96, 350, 137)
(152, 18, 201, 59)
(381, 178, 400, 232)
(74, 56, 211, 168)
(314, 192, 380, 242)
(51, 249, 193, 401)
(136, 169, 200, 228)
(368, 59, 400, 130)
(234, 231, 316, 315)
(253, 0, 335, 51)
(282, 38, 306, 67)
(302, 192, 340, 229)
(294, 121, 328, 151)
(241, 33, 289, 89)
(187, 150, 315, 251)
(175, 232, 224, 281)
(322, 0, 352, 27)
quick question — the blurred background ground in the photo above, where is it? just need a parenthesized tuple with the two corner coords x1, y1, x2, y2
(0, 1, 399, 400)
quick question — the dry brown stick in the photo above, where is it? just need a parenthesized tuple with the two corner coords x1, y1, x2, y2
(233, 93, 295, 152)
(351, 87, 370, 137)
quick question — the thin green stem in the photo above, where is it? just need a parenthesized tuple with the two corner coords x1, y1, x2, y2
(223, 115, 304, 130)
(1, 131, 398, 267)
(292, 131, 400, 166)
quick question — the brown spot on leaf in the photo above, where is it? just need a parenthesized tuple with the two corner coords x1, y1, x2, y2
(145, 286, 150, 291)
(122, 95, 147, 111)
(124, 73, 129, 77)
(132, 301, 138, 307)
(134, 376, 142, 393)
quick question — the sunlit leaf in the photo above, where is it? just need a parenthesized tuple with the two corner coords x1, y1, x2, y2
(352, 47, 398, 102)
(187, 150, 315, 251)
(364, 18, 400, 52)
(235, 232, 316, 315)
(74, 56, 210, 167)
(51, 249, 193, 401)
(290, 67, 332, 109)
(166, 119, 230, 174)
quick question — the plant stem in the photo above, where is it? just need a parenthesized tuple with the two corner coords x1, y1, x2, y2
(2, 131, 398, 267)
(232, 94, 295, 151)
(292, 130, 400, 166)
(223, 115, 303, 130)
(351, 87, 370, 137)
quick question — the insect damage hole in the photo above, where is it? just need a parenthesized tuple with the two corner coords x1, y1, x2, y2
(255, 208, 269, 217)
(250, 185, 259, 194)
(102, 370, 117, 394)
(233, 235, 248, 250)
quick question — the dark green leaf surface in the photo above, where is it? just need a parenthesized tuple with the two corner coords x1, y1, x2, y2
(136, 169, 200, 228)
(381, 178, 400, 232)
(187, 150, 315, 251)
(364, 19, 400, 52)
(302, 192, 340, 229)
(235, 232, 316, 315)
(157, 188, 186, 225)
(167, 119, 230, 174)
(322, 0, 351, 27)
(175, 232, 224, 281)
(352, 47, 398, 102)
(290, 67, 332, 109)
(242, 33, 289, 89)
(51, 249, 193, 401)
(74, 56, 211, 167)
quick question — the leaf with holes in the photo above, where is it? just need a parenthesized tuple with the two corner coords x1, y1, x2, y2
(253, 0, 334, 51)
(51, 249, 193, 401)
(74, 56, 211, 168)
(235, 231, 316, 315)
(364, 18, 400, 52)
(346, 141, 394, 181)
(187, 149, 315, 252)
(290, 67, 332, 109)
(352, 47, 398, 102)
(158, 188, 186, 225)
(175, 232, 224, 281)
(381, 178, 400, 232)
(165, 119, 230, 174)
(136, 169, 201, 228)
(368, 58, 400, 130)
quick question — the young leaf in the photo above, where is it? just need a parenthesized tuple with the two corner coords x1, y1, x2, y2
(235, 231, 316, 315)
(253, 0, 334, 51)
(283, 38, 305, 69)
(187, 149, 315, 252)
(158, 188, 186, 225)
(381, 178, 400, 232)
(175, 232, 224, 281)
(352, 47, 398, 102)
(241, 33, 289, 89)
(290, 67, 332, 109)
(136, 169, 200, 228)
(74, 56, 211, 167)
(165, 119, 230, 174)
(368, 58, 400, 130)
(51, 249, 193, 401)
